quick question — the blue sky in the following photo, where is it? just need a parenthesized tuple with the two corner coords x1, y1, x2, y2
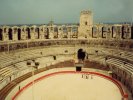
(0, 0, 132, 25)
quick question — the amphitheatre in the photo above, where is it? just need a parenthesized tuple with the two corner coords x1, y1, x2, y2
(0, 10, 133, 100)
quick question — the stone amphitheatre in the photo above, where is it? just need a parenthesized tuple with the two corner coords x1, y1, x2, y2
(0, 10, 133, 100)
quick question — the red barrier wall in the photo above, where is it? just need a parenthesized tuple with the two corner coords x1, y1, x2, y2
(12, 71, 128, 100)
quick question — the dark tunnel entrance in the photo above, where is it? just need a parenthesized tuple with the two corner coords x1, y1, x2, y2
(77, 48, 86, 61)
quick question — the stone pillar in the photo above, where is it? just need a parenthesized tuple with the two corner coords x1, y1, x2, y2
(112, 26, 117, 39)
(126, 26, 131, 39)
(3, 27, 10, 41)
(44, 27, 50, 39)
(117, 26, 122, 39)
(39, 26, 45, 39)
(20, 27, 27, 40)
(34, 27, 40, 39)
(30, 26, 36, 40)
(67, 26, 71, 39)
(58, 26, 63, 39)
(48, 27, 54, 39)
(107, 27, 112, 39)
(53, 27, 58, 39)
(44, 27, 48, 39)
(97, 25, 103, 38)
(12, 27, 18, 41)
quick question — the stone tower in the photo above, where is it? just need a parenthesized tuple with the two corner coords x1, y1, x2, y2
(78, 10, 93, 38)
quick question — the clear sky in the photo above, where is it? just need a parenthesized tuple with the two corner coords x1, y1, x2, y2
(0, 0, 132, 25)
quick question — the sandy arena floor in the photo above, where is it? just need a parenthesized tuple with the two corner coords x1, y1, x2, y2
(15, 73, 122, 100)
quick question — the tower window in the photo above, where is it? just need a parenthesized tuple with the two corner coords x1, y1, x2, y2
(85, 22, 87, 25)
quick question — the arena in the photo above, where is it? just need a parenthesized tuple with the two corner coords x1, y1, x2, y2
(11, 70, 124, 100)
(0, 10, 133, 100)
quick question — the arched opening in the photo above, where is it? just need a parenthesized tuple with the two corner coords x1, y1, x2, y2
(85, 21, 88, 25)
(26, 28, 31, 39)
(4, 28, 6, 33)
(102, 27, 107, 38)
(92, 27, 97, 38)
(121, 26, 125, 39)
(18, 28, 21, 40)
(45, 28, 49, 39)
(77, 48, 86, 61)
(8, 28, 13, 40)
(54, 27, 58, 38)
(72, 27, 78, 38)
(0, 28, 3, 40)
(63, 27, 68, 38)
(36, 28, 40, 39)
(131, 26, 133, 39)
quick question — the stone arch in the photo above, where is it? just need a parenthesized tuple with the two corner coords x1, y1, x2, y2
(45, 28, 49, 39)
(0, 28, 3, 40)
(36, 28, 40, 39)
(131, 26, 133, 39)
(26, 27, 31, 39)
(31, 27, 34, 32)
(101, 26, 107, 38)
(62, 26, 68, 38)
(54, 27, 58, 38)
(18, 28, 21, 40)
(77, 48, 86, 61)
(4, 28, 6, 33)
(92, 26, 98, 38)
(54, 27, 58, 32)
(121, 26, 125, 39)
(8, 28, 13, 40)
(63, 26, 67, 33)
(72, 26, 78, 38)
(72, 27, 78, 33)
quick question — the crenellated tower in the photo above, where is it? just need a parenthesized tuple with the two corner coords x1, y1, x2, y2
(78, 10, 93, 38)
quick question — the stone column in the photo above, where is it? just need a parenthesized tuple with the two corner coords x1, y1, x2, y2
(48, 26, 54, 39)
(2, 27, 9, 41)
(30, 26, 36, 40)
(58, 26, 63, 39)
(39, 26, 45, 39)
(20, 26, 27, 40)
(12, 27, 18, 41)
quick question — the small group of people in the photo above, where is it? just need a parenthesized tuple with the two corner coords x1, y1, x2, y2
(82, 74, 93, 79)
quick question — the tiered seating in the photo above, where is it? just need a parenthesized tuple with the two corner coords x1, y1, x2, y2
(120, 52, 133, 62)
(0, 53, 16, 68)
(0, 72, 31, 100)
(14, 61, 28, 70)
(0, 59, 76, 100)
(84, 60, 109, 71)
(0, 46, 75, 68)
(106, 58, 133, 74)
(0, 44, 133, 99)
(36, 56, 54, 68)
(0, 66, 18, 81)
(87, 54, 106, 64)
